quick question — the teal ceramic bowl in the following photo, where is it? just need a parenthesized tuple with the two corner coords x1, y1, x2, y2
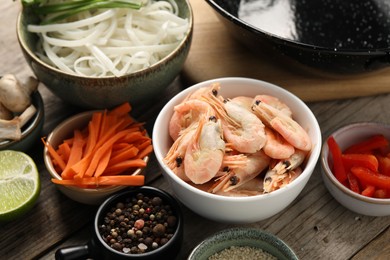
(16, 0, 193, 109)
(0, 91, 44, 152)
(188, 228, 298, 260)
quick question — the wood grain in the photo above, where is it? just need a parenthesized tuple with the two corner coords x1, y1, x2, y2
(184, 0, 390, 101)
(2, 1, 390, 260)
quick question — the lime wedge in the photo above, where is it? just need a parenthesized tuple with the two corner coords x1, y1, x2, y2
(0, 150, 40, 222)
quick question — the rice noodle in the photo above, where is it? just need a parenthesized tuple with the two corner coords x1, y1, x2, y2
(27, 0, 190, 77)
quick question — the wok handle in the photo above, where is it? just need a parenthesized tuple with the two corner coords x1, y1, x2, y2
(55, 244, 90, 260)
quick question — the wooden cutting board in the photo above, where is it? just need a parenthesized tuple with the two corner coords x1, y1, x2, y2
(182, 0, 390, 102)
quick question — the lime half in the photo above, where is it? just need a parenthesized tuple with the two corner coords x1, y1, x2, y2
(0, 150, 40, 222)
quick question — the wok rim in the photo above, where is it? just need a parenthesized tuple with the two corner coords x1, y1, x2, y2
(206, 0, 390, 56)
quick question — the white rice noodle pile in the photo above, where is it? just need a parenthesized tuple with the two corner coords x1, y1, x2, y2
(27, 0, 189, 77)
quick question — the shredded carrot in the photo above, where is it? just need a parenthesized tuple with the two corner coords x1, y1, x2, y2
(136, 144, 153, 160)
(61, 130, 86, 180)
(51, 175, 145, 187)
(84, 129, 135, 177)
(104, 159, 147, 175)
(111, 143, 135, 156)
(108, 102, 132, 116)
(42, 137, 67, 171)
(44, 102, 154, 189)
(108, 145, 139, 166)
(57, 142, 71, 162)
(63, 137, 74, 146)
(84, 112, 102, 157)
(93, 148, 113, 177)
(71, 153, 93, 179)
(136, 139, 152, 151)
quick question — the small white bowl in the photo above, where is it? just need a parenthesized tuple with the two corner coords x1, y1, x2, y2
(321, 122, 390, 216)
(43, 111, 149, 205)
(153, 77, 322, 223)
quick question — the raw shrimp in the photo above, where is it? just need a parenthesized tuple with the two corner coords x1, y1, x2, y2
(184, 116, 226, 184)
(203, 89, 266, 154)
(169, 99, 213, 140)
(263, 150, 306, 193)
(263, 127, 295, 159)
(185, 83, 220, 101)
(231, 96, 253, 111)
(263, 167, 302, 193)
(164, 125, 197, 182)
(278, 167, 302, 189)
(210, 150, 270, 193)
(213, 177, 264, 197)
(251, 100, 311, 151)
(217, 153, 248, 176)
(254, 95, 292, 117)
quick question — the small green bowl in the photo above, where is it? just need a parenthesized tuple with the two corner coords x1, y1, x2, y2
(188, 227, 298, 260)
(0, 91, 44, 152)
(17, 0, 193, 109)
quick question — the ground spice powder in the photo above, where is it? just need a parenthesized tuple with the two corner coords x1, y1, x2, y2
(208, 246, 277, 260)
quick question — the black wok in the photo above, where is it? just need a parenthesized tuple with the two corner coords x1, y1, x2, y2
(206, 0, 390, 75)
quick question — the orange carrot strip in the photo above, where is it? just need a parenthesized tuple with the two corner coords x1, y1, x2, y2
(136, 144, 153, 159)
(116, 116, 135, 132)
(84, 112, 102, 157)
(135, 139, 152, 152)
(93, 148, 113, 177)
(97, 110, 108, 141)
(73, 117, 124, 179)
(127, 122, 145, 132)
(104, 159, 147, 175)
(42, 137, 67, 171)
(57, 142, 71, 163)
(120, 132, 148, 143)
(83, 129, 133, 177)
(61, 130, 86, 180)
(94, 118, 125, 149)
(108, 146, 139, 166)
(108, 102, 132, 116)
(71, 153, 93, 179)
(63, 137, 74, 146)
(51, 175, 145, 187)
(111, 143, 134, 154)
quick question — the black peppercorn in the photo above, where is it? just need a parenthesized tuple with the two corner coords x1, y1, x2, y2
(153, 224, 166, 237)
(167, 215, 177, 227)
(151, 196, 162, 206)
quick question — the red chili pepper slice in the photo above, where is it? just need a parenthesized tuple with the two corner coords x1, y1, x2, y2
(374, 189, 390, 198)
(342, 153, 378, 172)
(377, 155, 390, 176)
(347, 171, 360, 194)
(351, 166, 390, 190)
(344, 134, 389, 154)
(361, 185, 376, 197)
(327, 136, 347, 183)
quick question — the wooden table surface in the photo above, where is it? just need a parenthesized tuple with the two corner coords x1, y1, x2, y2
(2, 1, 390, 260)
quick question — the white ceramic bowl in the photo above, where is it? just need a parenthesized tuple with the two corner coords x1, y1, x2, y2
(321, 122, 390, 216)
(153, 77, 322, 223)
(43, 111, 149, 205)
